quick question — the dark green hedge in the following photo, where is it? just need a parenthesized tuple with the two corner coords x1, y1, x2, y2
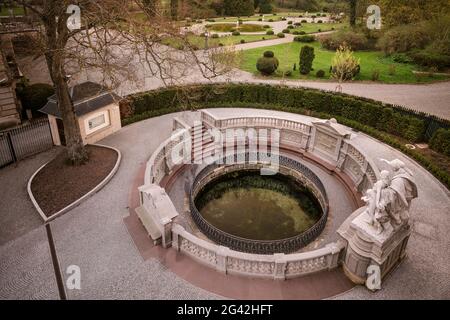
(430, 128, 450, 157)
(124, 83, 450, 189)
(127, 83, 449, 143)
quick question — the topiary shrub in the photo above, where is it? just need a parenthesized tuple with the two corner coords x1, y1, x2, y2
(232, 30, 240, 36)
(268, 19, 274, 22)
(299, 31, 306, 35)
(277, 32, 285, 38)
(293, 31, 300, 35)
(299, 45, 315, 75)
(284, 70, 292, 77)
(294, 22, 302, 26)
(17, 83, 55, 116)
(282, 29, 290, 33)
(211, 33, 219, 38)
(301, 19, 307, 23)
(294, 35, 315, 43)
(266, 30, 274, 35)
(240, 39, 246, 44)
(316, 69, 326, 78)
(430, 128, 450, 156)
(256, 52, 279, 75)
(287, 25, 294, 29)
(287, 21, 293, 25)
(317, 20, 323, 23)
(263, 25, 270, 28)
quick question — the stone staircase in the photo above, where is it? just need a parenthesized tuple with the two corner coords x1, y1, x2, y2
(191, 122, 216, 164)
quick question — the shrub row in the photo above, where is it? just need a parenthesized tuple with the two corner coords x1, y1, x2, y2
(319, 31, 369, 51)
(125, 84, 450, 188)
(429, 128, 450, 157)
(128, 84, 449, 144)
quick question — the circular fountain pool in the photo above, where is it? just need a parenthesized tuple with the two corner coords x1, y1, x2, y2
(189, 154, 329, 254)
(195, 171, 322, 241)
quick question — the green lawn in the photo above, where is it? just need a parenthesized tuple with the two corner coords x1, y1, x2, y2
(240, 41, 450, 84)
(163, 34, 278, 50)
(0, 6, 25, 16)
(291, 23, 346, 34)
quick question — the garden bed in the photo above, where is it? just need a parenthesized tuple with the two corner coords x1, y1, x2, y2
(30, 145, 119, 217)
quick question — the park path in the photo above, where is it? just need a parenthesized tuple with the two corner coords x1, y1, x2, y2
(1, 109, 448, 299)
(17, 31, 450, 119)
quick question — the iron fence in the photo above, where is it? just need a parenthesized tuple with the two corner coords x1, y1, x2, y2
(0, 118, 54, 168)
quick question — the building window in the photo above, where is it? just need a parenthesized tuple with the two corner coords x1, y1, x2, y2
(85, 110, 110, 135)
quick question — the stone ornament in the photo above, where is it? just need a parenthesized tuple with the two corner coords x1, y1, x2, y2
(362, 159, 418, 238)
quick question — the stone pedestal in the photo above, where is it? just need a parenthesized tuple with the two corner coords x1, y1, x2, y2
(338, 207, 411, 286)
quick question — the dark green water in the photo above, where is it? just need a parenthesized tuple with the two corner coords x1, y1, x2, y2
(195, 171, 322, 241)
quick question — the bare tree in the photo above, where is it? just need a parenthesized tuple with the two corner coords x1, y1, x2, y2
(17, 0, 238, 164)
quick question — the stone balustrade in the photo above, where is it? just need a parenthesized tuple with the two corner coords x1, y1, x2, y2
(172, 223, 344, 280)
(140, 109, 384, 279)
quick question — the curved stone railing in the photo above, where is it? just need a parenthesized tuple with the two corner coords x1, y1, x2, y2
(172, 223, 344, 279)
(189, 153, 329, 255)
(201, 110, 379, 192)
(144, 126, 189, 185)
(140, 109, 383, 279)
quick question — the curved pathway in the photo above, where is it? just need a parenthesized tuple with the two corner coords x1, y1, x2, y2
(1, 109, 448, 299)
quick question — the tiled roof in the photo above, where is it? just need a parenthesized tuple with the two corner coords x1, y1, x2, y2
(39, 81, 121, 118)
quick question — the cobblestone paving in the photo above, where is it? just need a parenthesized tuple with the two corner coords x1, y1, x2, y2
(0, 147, 60, 245)
(0, 110, 448, 299)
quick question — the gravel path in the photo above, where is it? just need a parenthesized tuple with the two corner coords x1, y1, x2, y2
(1, 109, 448, 299)
(16, 33, 450, 119)
(0, 147, 60, 245)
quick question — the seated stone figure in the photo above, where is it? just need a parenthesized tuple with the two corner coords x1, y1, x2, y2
(362, 160, 418, 237)
(380, 159, 418, 227)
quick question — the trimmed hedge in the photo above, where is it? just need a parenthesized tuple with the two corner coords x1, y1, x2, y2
(430, 129, 450, 156)
(127, 83, 448, 143)
(294, 35, 315, 43)
(125, 83, 450, 188)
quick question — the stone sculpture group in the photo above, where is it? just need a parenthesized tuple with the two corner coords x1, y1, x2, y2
(362, 159, 418, 237)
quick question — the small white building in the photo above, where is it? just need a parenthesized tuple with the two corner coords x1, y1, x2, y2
(39, 81, 122, 145)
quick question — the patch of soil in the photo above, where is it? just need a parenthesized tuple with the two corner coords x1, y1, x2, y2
(31, 145, 118, 217)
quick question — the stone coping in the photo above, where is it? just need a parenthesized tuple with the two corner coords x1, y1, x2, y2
(27, 144, 122, 222)
(124, 161, 355, 298)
